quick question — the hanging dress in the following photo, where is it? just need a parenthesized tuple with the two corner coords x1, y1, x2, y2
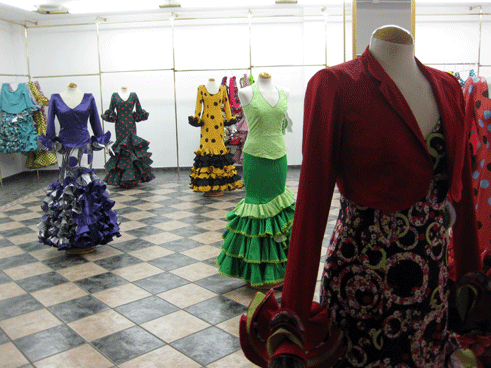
(24, 81, 57, 168)
(232, 74, 250, 165)
(320, 120, 460, 367)
(189, 84, 243, 192)
(0, 83, 39, 153)
(463, 77, 491, 257)
(101, 92, 155, 187)
(217, 83, 295, 287)
(37, 93, 120, 251)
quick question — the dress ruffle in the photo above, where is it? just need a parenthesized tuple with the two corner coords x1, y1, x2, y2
(38, 168, 121, 250)
(192, 149, 235, 168)
(0, 113, 39, 153)
(133, 109, 149, 122)
(91, 131, 111, 150)
(104, 133, 155, 186)
(217, 190, 295, 286)
(101, 109, 117, 122)
(188, 116, 204, 127)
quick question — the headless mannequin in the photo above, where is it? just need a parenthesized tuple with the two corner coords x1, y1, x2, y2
(369, 25, 439, 139)
(119, 86, 130, 101)
(60, 83, 84, 109)
(238, 72, 290, 107)
(205, 78, 220, 95)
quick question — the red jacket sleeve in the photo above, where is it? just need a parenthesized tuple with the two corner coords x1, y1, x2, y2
(281, 69, 341, 320)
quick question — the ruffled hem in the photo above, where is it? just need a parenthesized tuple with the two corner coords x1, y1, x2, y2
(101, 109, 117, 122)
(224, 116, 237, 126)
(91, 131, 111, 150)
(38, 169, 121, 250)
(133, 110, 149, 122)
(189, 116, 203, 127)
(190, 176, 243, 192)
(232, 189, 296, 219)
(104, 133, 155, 186)
(192, 150, 235, 169)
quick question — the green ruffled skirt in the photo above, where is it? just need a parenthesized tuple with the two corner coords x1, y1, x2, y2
(217, 153, 295, 287)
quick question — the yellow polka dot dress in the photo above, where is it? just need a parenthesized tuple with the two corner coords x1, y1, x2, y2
(189, 85, 243, 192)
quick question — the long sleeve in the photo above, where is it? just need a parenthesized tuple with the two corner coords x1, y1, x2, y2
(189, 86, 204, 127)
(101, 94, 117, 122)
(133, 94, 149, 122)
(282, 69, 340, 320)
(45, 96, 57, 141)
(222, 86, 237, 126)
(89, 95, 110, 149)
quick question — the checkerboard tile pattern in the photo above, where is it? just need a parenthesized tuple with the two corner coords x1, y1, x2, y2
(0, 170, 340, 367)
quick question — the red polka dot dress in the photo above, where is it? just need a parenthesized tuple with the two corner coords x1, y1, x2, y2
(463, 77, 491, 256)
(101, 92, 155, 187)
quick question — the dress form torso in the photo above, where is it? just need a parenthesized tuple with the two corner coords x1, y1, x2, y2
(119, 87, 130, 101)
(369, 26, 439, 139)
(238, 74, 290, 107)
(59, 85, 84, 109)
(205, 79, 220, 95)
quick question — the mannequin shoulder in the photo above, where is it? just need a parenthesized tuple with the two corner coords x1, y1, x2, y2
(238, 86, 253, 106)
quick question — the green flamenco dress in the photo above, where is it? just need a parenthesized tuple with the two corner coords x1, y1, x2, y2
(217, 82, 295, 288)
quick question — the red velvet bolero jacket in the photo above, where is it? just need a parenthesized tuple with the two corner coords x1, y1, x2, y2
(282, 47, 482, 321)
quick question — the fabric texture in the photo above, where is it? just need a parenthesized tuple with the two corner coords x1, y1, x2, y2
(24, 81, 57, 168)
(189, 84, 243, 192)
(463, 77, 491, 256)
(101, 92, 155, 187)
(0, 83, 39, 153)
(37, 93, 120, 250)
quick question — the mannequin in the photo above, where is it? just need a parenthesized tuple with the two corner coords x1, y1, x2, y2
(238, 72, 290, 107)
(205, 78, 220, 95)
(369, 25, 439, 138)
(60, 83, 84, 109)
(119, 86, 130, 101)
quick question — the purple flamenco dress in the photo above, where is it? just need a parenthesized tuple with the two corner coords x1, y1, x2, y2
(37, 93, 120, 251)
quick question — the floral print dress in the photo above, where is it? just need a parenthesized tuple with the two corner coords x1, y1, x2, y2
(321, 120, 459, 367)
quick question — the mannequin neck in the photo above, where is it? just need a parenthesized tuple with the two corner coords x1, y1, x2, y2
(60, 86, 84, 109)
(369, 37, 419, 78)
(257, 75, 275, 92)
(206, 79, 219, 95)
(119, 87, 130, 100)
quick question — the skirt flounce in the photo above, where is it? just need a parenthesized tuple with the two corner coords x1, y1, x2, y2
(38, 169, 121, 250)
(104, 133, 155, 186)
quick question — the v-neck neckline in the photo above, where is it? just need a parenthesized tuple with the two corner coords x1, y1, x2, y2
(117, 92, 132, 102)
(58, 93, 86, 111)
(255, 84, 280, 108)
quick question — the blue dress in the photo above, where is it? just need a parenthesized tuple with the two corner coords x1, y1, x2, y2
(37, 93, 120, 250)
(0, 83, 39, 153)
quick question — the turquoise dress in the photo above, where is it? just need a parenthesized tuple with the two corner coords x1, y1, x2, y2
(217, 83, 295, 287)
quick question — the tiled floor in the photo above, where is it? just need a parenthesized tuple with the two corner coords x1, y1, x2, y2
(0, 167, 340, 368)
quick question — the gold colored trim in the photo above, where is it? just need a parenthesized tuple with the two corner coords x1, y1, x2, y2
(159, 4, 181, 8)
(470, 5, 483, 75)
(411, 0, 415, 41)
(24, 26, 31, 80)
(343, 1, 346, 62)
(102, 68, 174, 74)
(352, 0, 357, 60)
(95, 17, 106, 165)
(32, 73, 100, 79)
(170, 13, 180, 175)
(36, 9, 69, 15)
(276, 0, 297, 3)
(0, 18, 26, 26)
(0, 73, 29, 77)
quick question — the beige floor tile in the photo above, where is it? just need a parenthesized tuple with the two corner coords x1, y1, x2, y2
(178, 194, 202, 202)
(223, 286, 258, 307)
(0, 282, 26, 301)
(0, 246, 24, 259)
(28, 224, 39, 232)
(34, 343, 113, 368)
(181, 245, 220, 261)
(203, 201, 237, 210)
(149, 188, 176, 195)
(120, 188, 146, 195)
(157, 283, 216, 309)
(57, 262, 107, 281)
(161, 211, 195, 220)
(161, 182, 180, 188)
(30, 247, 61, 261)
(3, 204, 24, 211)
(0, 309, 62, 340)
(32, 283, 88, 307)
(133, 202, 163, 211)
(0, 342, 29, 368)
(119, 220, 147, 231)
(170, 262, 218, 282)
(119, 345, 201, 368)
(93, 283, 151, 308)
(200, 209, 229, 219)
(8, 232, 38, 245)
(142, 232, 182, 245)
(113, 195, 136, 203)
(10, 211, 40, 221)
(169, 202, 202, 210)
(122, 211, 156, 220)
(207, 350, 257, 368)
(68, 309, 134, 342)
(189, 231, 223, 244)
(129, 246, 174, 261)
(81, 245, 123, 261)
(3, 261, 52, 280)
(141, 310, 209, 343)
(112, 201, 128, 210)
(152, 220, 189, 231)
(0, 221, 25, 231)
(140, 195, 169, 203)
(110, 232, 136, 245)
(112, 263, 163, 282)
(215, 315, 242, 338)
(194, 219, 227, 231)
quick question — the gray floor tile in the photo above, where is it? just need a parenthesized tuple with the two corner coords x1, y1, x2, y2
(147, 253, 198, 271)
(184, 296, 247, 325)
(74, 272, 128, 293)
(0, 327, 9, 344)
(16, 271, 69, 293)
(0, 270, 12, 284)
(115, 296, 179, 324)
(133, 272, 189, 294)
(111, 238, 155, 253)
(48, 295, 110, 323)
(92, 326, 165, 365)
(42, 254, 89, 271)
(15, 325, 85, 362)
(171, 327, 240, 366)
(1, 226, 30, 238)
(0, 294, 44, 320)
(195, 274, 246, 294)
(0, 253, 38, 270)
(125, 226, 165, 238)
(168, 226, 210, 237)
(94, 254, 143, 271)
(161, 238, 204, 252)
